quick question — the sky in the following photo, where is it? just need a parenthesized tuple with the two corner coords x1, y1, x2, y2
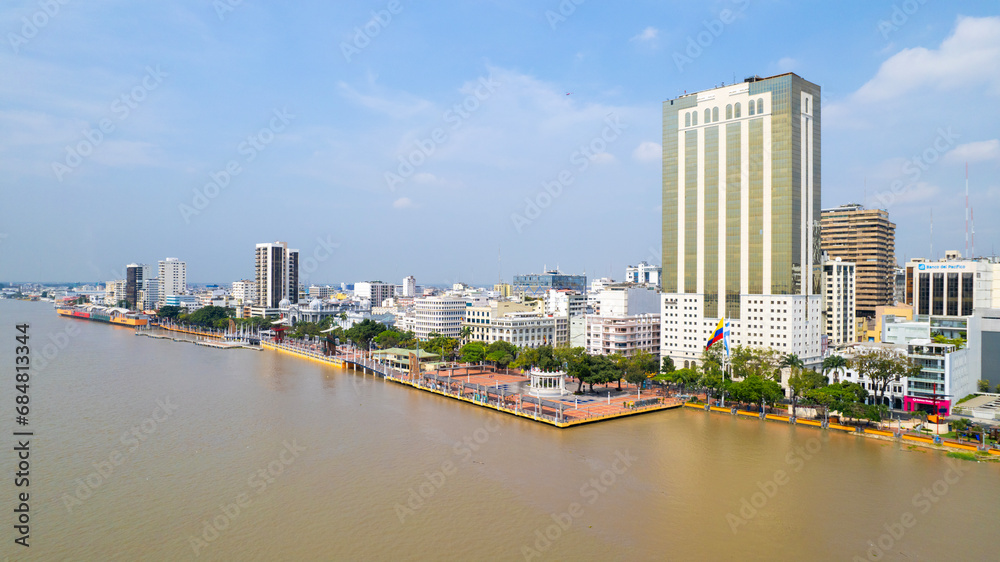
(1, 0, 999, 286)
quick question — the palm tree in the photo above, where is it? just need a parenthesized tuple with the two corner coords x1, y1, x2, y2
(459, 326, 472, 344)
(822, 354, 848, 384)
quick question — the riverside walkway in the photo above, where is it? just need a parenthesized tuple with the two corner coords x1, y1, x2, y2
(262, 340, 683, 428)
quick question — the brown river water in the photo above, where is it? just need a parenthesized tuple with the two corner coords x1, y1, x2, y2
(0, 299, 996, 561)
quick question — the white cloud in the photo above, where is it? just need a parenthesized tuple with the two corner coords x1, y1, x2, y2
(944, 139, 1000, 164)
(776, 57, 797, 72)
(413, 172, 437, 184)
(336, 81, 433, 119)
(631, 27, 658, 43)
(392, 197, 414, 209)
(853, 16, 1000, 104)
(632, 141, 661, 162)
(590, 152, 616, 165)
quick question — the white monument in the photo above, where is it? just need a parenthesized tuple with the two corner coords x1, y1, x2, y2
(528, 367, 567, 397)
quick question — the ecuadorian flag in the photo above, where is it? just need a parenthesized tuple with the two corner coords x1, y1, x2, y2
(706, 317, 729, 354)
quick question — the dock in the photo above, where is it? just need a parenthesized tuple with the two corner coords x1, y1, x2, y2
(262, 340, 684, 428)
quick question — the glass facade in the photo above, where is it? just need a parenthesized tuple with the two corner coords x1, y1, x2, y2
(662, 100, 682, 293)
(932, 272, 944, 316)
(961, 273, 973, 316)
(684, 130, 698, 292)
(748, 118, 763, 295)
(725, 122, 741, 319)
(704, 126, 719, 318)
(947, 273, 959, 316)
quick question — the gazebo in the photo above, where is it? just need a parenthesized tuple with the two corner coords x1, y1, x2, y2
(528, 367, 567, 397)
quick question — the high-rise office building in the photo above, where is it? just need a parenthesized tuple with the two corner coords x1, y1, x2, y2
(158, 257, 187, 307)
(255, 241, 299, 308)
(660, 73, 823, 367)
(125, 263, 152, 310)
(820, 204, 896, 317)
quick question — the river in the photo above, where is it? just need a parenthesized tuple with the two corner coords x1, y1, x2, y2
(0, 299, 995, 561)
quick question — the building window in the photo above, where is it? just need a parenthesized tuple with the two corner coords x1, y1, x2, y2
(693, 111, 698, 126)
(734, 102, 741, 118)
(726, 104, 732, 119)
(685, 112, 690, 127)
(757, 99, 763, 114)
(712, 107, 719, 122)
(705, 108, 711, 123)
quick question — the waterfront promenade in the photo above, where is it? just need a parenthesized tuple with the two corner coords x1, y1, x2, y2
(262, 339, 684, 428)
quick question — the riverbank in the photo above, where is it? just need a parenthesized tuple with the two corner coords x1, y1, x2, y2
(263, 340, 683, 428)
(684, 401, 1000, 460)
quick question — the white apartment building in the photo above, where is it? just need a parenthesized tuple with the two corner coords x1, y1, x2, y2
(402, 275, 416, 298)
(660, 73, 823, 368)
(232, 280, 257, 305)
(414, 295, 466, 340)
(823, 257, 856, 347)
(598, 284, 660, 317)
(158, 258, 187, 307)
(356, 281, 396, 307)
(465, 310, 566, 349)
(585, 313, 661, 359)
(626, 261, 661, 287)
(544, 289, 587, 317)
(255, 242, 299, 308)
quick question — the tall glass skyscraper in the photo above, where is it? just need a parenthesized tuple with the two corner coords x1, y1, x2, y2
(660, 73, 823, 368)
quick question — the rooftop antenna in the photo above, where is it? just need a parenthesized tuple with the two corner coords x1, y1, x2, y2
(971, 207, 976, 259)
(965, 162, 970, 258)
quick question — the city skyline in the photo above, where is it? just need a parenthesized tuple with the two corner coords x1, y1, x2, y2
(2, 3, 999, 284)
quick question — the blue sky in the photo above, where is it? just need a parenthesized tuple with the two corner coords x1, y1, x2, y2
(1, 1, 999, 285)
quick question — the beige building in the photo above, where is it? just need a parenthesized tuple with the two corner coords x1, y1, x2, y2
(463, 302, 567, 348)
(820, 204, 895, 317)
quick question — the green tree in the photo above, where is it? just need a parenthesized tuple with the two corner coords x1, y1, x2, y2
(459, 341, 487, 363)
(731, 345, 783, 382)
(374, 329, 406, 349)
(852, 349, 920, 408)
(185, 305, 233, 327)
(345, 319, 388, 348)
(822, 354, 849, 384)
(977, 379, 990, 392)
(624, 350, 658, 389)
(459, 326, 472, 342)
(670, 367, 700, 395)
(554, 347, 588, 392)
(608, 353, 629, 391)
(157, 305, 183, 320)
(788, 369, 827, 413)
(660, 356, 675, 376)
